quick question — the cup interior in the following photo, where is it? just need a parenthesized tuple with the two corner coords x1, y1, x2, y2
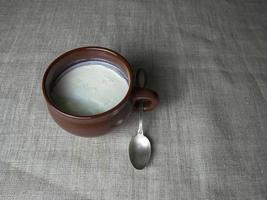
(43, 47, 133, 117)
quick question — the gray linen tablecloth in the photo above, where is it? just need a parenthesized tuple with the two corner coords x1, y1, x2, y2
(0, 0, 267, 199)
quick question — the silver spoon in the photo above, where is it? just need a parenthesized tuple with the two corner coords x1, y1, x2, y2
(129, 69, 151, 169)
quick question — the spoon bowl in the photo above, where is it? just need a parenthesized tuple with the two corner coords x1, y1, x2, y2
(129, 134, 151, 169)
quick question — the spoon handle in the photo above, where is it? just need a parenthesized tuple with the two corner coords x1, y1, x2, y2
(136, 68, 148, 88)
(136, 68, 147, 135)
(138, 102, 144, 135)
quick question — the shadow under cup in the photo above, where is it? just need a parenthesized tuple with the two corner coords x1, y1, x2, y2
(42, 47, 158, 137)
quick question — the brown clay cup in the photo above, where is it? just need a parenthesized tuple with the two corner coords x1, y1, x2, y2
(42, 47, 159, 137)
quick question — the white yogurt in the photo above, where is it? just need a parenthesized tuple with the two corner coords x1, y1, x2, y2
(51, 61, 129, 116)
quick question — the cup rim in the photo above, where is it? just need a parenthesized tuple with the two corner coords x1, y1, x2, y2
(42, 46, 134, 120)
